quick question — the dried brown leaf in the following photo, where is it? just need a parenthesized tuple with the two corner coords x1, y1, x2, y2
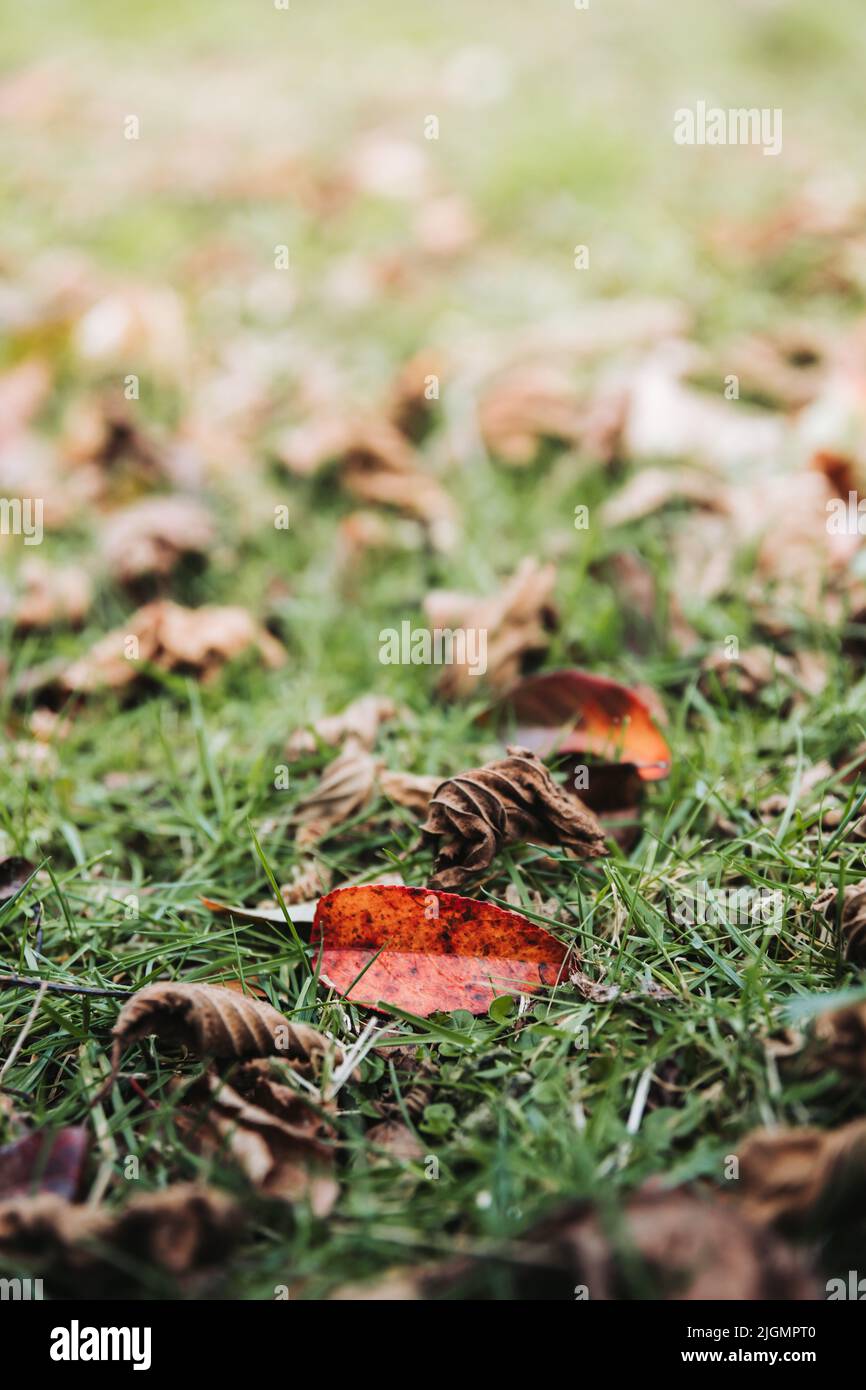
(177, 1069, 338, 1215)
(329, 1185, 815, 1300)
(101, 495, 214, 583)
(378, 769, 440, 814)
(700, 646, 788, 700)
(421, 745, 607, 890)
(340, 421, 457, 552)
(335, 509, 418, 573)
(520, 1186, 815, 1300)
(610, 463, 854, 631)
(569, 966, 622, 1004)
(62, 392, 164, 483)
(294, 744, 379, 845)
(736, 1120, 866, 1234)
(0, 559, 92, 631)
(601, 465, 725, 528)
(262, 860, 333, 908)
(365, 1118, 424, 1165)
(60, 599, 286, 692)
(371, 1050, 435, 1121)
(743, 472, 857, 616)
(813, 999, 866, 1076)
(757, 759, 836, 820)
(423, 558, 557, 698)
(110, 981, 327, 1077)
(278, 414, 457, 551)
(0, 1183, 241, 1293)
(388, 350, 444, 440)
(287, 694, 398, 759)
(722, 326, 830, 410)
(478, 364, 585, 466)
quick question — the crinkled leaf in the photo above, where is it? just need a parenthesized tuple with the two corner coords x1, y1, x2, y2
(109, 982, 334, 1075)
(421, 745, 607, 890)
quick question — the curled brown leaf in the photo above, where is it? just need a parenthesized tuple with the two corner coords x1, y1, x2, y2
(813, 999, 866, 1076)
(520, 1186, 815, 1300)
(0, 559, 92, 631)
(388, 350, 444, 441)
(109, 981, 330, 1077)
(0, 1183, 241, 1294)
(539, 1189, 817, 1295)
(294, 744, 379, 845)
(61, 391, 168, 499)
(478, 364, 585, 466)
(736, 1120, 866, 1234)
(287, 693, 398, 759)
(421, 745, 607, 890)
(101, 495, 215, 583)
(278, 414, 457, 551)
(60, 599, 286, 693)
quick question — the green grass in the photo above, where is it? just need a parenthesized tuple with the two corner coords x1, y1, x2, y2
(2, 0, 866, 1298)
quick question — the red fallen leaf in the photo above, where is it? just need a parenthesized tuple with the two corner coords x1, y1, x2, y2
(496, 669, 671, 782)
(311, 884, 570, 1016)
(0, 1126, 89, 1200)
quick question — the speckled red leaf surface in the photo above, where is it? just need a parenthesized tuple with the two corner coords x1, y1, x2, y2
(497, 669, 671, 781)
(0, 1126, 88, 1201)
(311, 884, 570, 1015)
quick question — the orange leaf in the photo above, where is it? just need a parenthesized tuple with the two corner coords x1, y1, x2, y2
(311, 884, 569, 1016)
(497, 669, 671, 781)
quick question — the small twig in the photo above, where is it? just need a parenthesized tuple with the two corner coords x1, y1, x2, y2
(0, 975, 130, 998)
(0, 982, 47, 1083)
(127, 1076, 159, 1110)
(325, 1016, 390, 1102)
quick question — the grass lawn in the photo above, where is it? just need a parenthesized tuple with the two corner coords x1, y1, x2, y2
(2, 0, 866, 1300)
